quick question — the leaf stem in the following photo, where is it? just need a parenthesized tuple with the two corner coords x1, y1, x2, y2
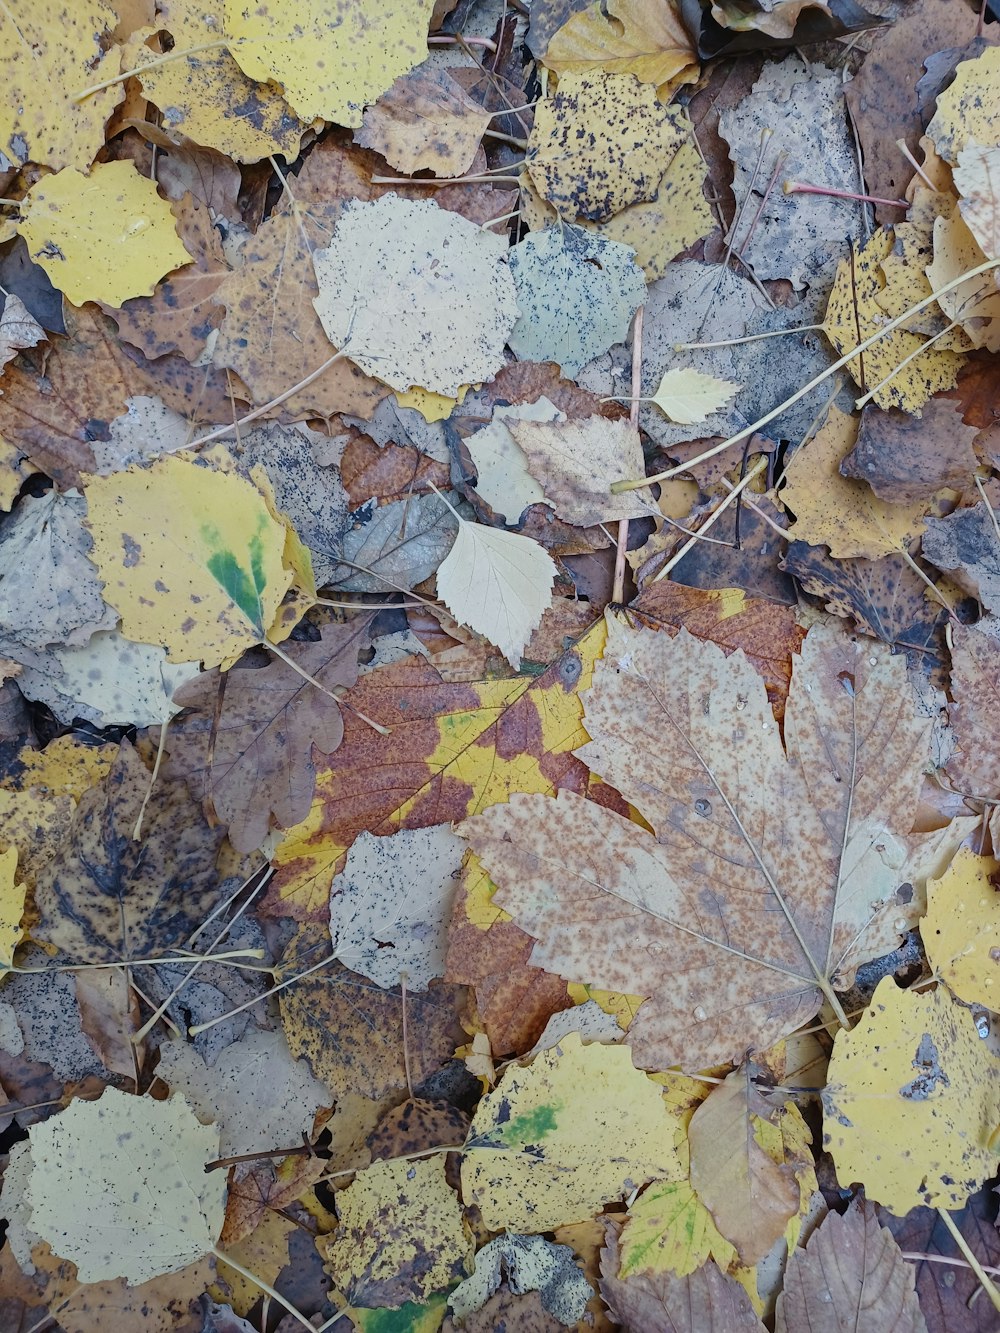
(650, 456, 767, 584)
(936, 1210, 1000, 1314)
(611, 256, 1000, 493)
(187, 950, 339, 1036)
(74, 40, 230, 99)
(211, 1246, 315, 1332)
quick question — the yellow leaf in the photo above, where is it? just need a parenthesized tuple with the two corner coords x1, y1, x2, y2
(823, 975, 1000, 1212)
(18, 162, 191, 309)
(781, 406, 929, 558)
(0, 0, 123, 172)
(0, 787, 75, 891)
(84, 456, 295, 667)
(128, 0, 308, 163)
(6, 735, 117, 801)
(955, 141, 1000, 263)
(223, 0, 437, 126)
(436, 519, 556, 670)
(927, 210, 1000, 352)
(566, 982, 645, 1030)
(395, 384, 469, 422)
(320, 1157, 472, 1306)
(461, 1033, 680, 1231)
(928, 45, 1000, 163)
(527, 71, 686, 222)
(924, 846, 1000, 1008)
(651, 367, 741, 424)
(823, 231, 965, 412)
(545, 0, 698, 98)
(0, 846, 26, 972)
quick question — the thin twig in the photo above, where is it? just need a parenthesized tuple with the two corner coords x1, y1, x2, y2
(936, 1210, 1000, 1314)
(612, 307, 643, 603)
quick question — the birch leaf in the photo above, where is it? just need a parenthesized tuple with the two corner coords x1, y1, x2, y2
(436, 519, 556, 670)
(650, 368, 741, 425)
(459, 615, 933, 1068)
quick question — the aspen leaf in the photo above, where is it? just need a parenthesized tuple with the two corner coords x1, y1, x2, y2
(527, 71, 685, 222)
(928, 46, 1000, 163)
(447, 1233, 593, 1326)
(0, 0, 123, 172)
(354, 65, 492, 176)
(822, 975, 1000, 1212)
(0, 846, 26, 972)
(460, 615, 934, 1069)
(927, 210, 1000, 351)
(18, 162, 192, 309)
(223, 0, 437, 126)
(923, 846, 1000, 1008)
(436, 518, 556, 670)
(461, 1033, 680, 1232)
(650, 367, 741, 425)
(823, 232, 965, 412)
(312, 195, 519, 397)
(83, 456, 295, 667)
(23, 1087, 226, 1285)
(544, 0, 698, 96)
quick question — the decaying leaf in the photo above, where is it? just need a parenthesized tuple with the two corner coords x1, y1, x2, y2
(823, 976, 1000, 1212)
(354, 64, 492, 175)
(460, 615, 933, 1068)
(462, 1033, 679, 1232)
(467, 397, 562, 524)
(448, 1233, 593, 1326)
(23, 1086, 226, 1284)
(928, 45, 1000, 163)
(313, 194, 519, 396)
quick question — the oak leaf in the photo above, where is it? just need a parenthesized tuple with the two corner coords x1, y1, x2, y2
(460, 615, 933, 1068)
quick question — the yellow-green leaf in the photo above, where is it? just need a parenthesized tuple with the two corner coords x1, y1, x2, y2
(651, 367, 741, 425)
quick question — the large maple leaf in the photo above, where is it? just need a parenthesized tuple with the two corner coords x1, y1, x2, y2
(459, 615, 939, 1068)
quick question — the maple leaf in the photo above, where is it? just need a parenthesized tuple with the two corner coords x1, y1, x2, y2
(460, 615, 933, 1068)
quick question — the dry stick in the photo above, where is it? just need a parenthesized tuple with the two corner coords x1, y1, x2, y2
(902, 1250, 1000, 1278)
(612, 255, 1000, 493)
(651, 457, 768, 585)
(131, 711, 170, 841)
(936, 1210, 1000, 1315)
(210, 1245, 315, 1332)
(612, 307, 644, 603)
(370, 171, 522, 186)
(783, 180, 909, 209)
(427, 33, 498, 51)
(897, 138, 936, 192)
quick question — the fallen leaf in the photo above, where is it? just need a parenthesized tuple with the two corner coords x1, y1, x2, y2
(224, 0, 437, 125)
(600, 1227, 766, 1333)
(823, 232, 966, 412)
(84, 455, 296, 667)
(18, 162, 191, 309)
(941, 624, 1000, 846)
(923, 847, 1000, 1008)
(507, 225, 646, 377)
(780, 406, 930, 558)
(0, 489, 117, 670)
(927, 211, 1000, 352)
(509, 415, 658, 526)
(543, 0, 697, 95)
(928, 45, 1000, 163)
(650, 367, 741, 424)
(687, 1070, 802, 1266)
(24, 1086, 226, 1284)
(775, 1198, 924, 1333)
(321, 1155, 472, 1307)
(922, 503, 1000, 610)
(461, 1033, 679, 1232)
(354, 65, 492, 175)
(840, 399, 980, 503)
(313, 194, 519, 396)
(329, 824, 465, 990)
(0, 846, 26, 971)
(460, 616, 933, 1068)
(527, 71, 685, 221)
(167, 618, 370, 852)
(436, 515, 556, 669)
(447, 1233, 593, 1326)
(32, 741, 225, 964)
(0, 0, 123, 172)
(328, 492, 458, 594)
(129, 0, 308, 162)
(156, 1028, 331, 1159)
(822, 975, 1000, 1212)
(467, 397, 563, 524)
(954, 141, 1000, 263)
(0, 292, 45, 372)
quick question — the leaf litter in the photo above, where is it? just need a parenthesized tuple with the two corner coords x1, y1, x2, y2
(2, 1, 1000, 1329)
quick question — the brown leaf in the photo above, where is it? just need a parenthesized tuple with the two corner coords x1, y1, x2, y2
(443, 1286, 567, 1332)
(168, 620, 371, 853)
(599, 1225, 766, 1333)
(110, 194, 230, 361)
(844, 0, 990, 224)
(775, 1198, 925, 1333)
(841, 400, 980, 503)
(354, 66, 492, 176)
(460, 616, 932, 1068)
(878, 1187, 1000, 1333)
(340, 429, 450, 507)
(943, 624, 1000, 847)
(33, 741, 225, 964)
(687, 1070, 800, 1265)
(221, 1155, 327, 1247)
(73, 969, 142, 1087)
(0, 303, 150, 488)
